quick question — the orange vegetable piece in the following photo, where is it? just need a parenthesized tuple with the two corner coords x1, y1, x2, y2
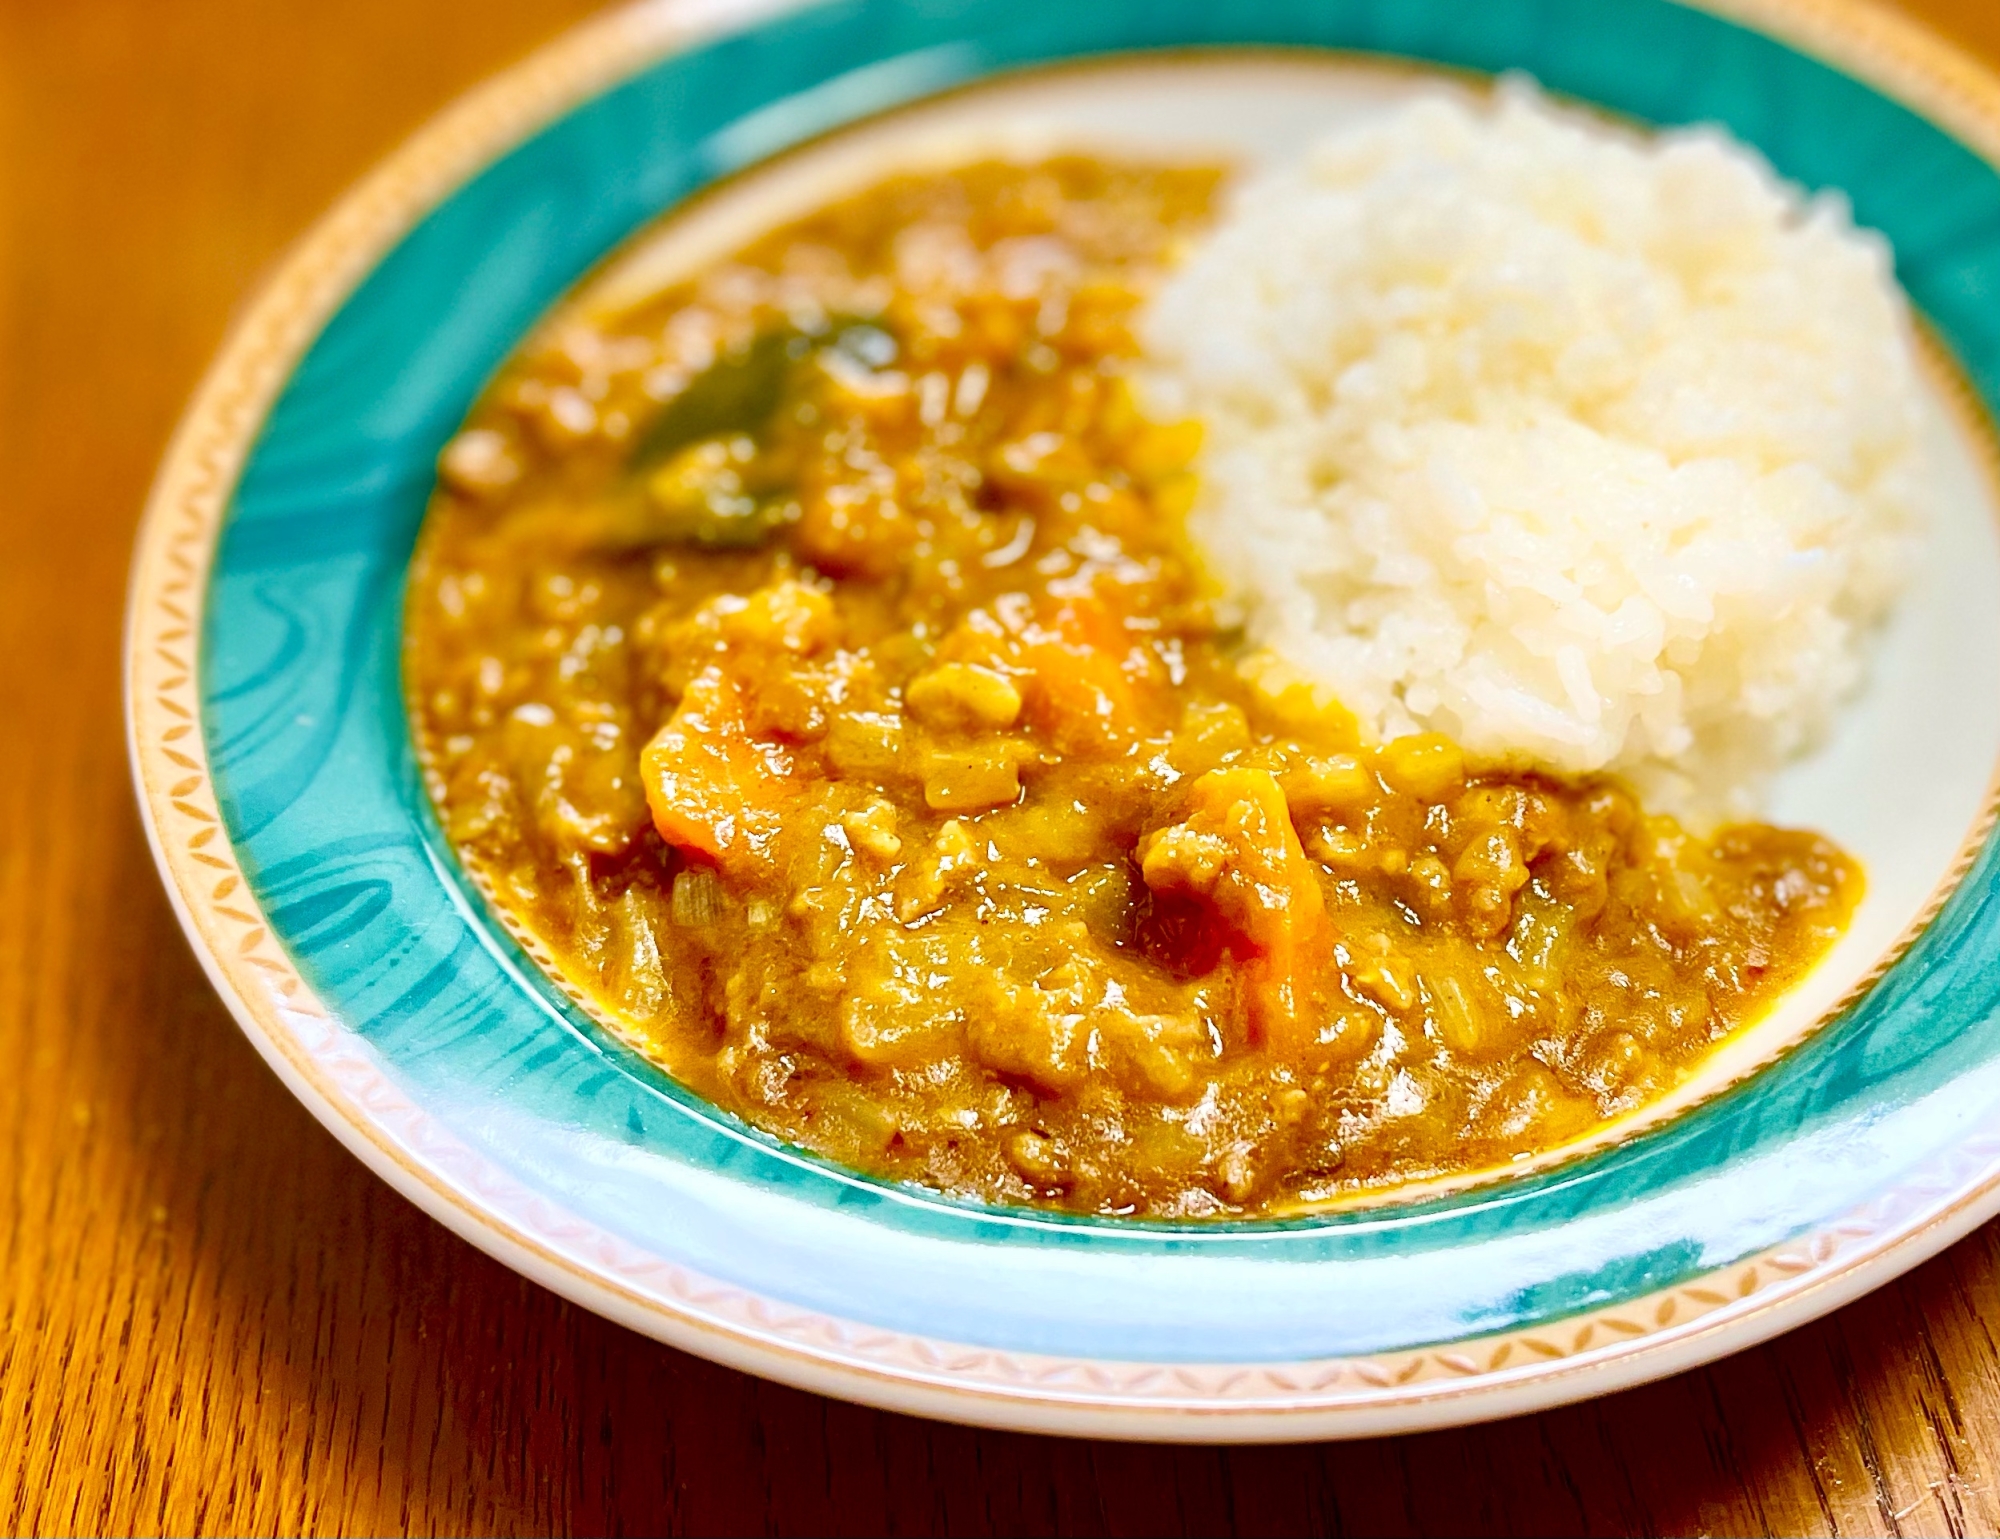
(1138, 767, 1333, 1056)
(641, 665, 797, 881)
(1017, 590, 1163, 755)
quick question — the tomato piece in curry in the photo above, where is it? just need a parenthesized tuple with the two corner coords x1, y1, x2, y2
(404, 159, 1862, 1218)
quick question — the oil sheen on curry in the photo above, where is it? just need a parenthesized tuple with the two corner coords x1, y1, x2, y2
(405, 160, 1862, 1218)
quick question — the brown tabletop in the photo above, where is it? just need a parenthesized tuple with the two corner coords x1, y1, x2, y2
(7, 1, 2000, 1532)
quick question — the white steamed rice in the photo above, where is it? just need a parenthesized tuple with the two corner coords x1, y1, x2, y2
(1142, 81, 1930, 813)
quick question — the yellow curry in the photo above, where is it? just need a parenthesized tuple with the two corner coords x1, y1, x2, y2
(405, 160, 1860, 1217)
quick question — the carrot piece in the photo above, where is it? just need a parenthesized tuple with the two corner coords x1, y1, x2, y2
(930, 588, 1164, 755)
(1138, 767, 1332, 1056)
(640, 665, 796, 881)
(1017, 591, 1162, 755)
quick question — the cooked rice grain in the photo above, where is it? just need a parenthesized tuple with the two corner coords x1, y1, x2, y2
(1143, 82, 1930, 812)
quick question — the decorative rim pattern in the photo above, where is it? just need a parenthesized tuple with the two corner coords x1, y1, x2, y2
(125, 0, 2000, 1438)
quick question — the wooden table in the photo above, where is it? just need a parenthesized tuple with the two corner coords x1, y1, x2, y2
(8, 1, 2000, 1532)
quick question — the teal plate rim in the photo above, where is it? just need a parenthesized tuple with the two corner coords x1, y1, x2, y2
(125, 0, 2000, 1438)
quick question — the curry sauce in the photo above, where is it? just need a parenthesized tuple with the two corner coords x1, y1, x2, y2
(405, 160, 1861, 1217)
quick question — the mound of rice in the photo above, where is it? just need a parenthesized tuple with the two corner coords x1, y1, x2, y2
(1142, 82, 1930, 813)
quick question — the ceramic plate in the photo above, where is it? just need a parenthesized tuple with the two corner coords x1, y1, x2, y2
(128, 0, 2000, 1439)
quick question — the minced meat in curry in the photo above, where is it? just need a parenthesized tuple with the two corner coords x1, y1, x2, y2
(404, 159, 1861, 1217)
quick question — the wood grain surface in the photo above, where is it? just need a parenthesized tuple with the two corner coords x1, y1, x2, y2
(7, 1, 2000, 1533)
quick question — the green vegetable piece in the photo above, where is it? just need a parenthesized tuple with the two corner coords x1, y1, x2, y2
(613, 317, 898, 552)
(627, 329, 796, 472)
(627, 316, 898, 475)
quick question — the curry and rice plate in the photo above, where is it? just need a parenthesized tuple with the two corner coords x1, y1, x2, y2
(404, 89, 1919, 1217)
